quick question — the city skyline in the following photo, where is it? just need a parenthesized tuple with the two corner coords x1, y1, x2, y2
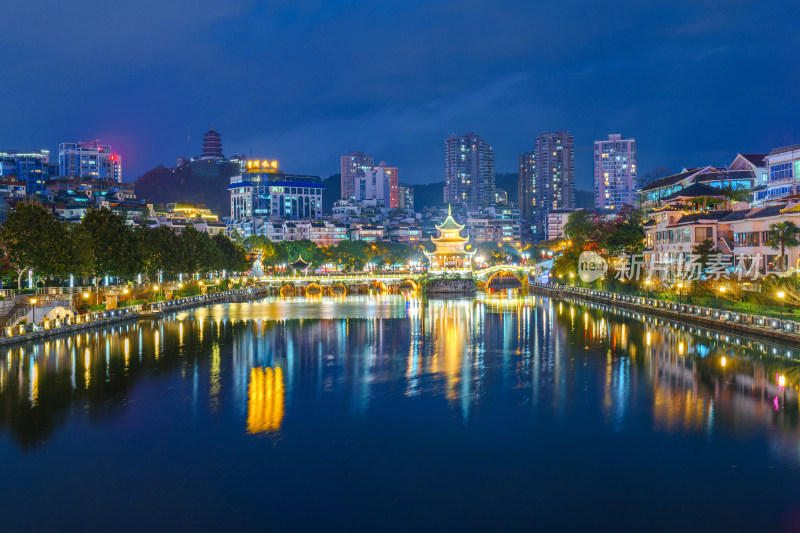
(1, 1, 798, 186)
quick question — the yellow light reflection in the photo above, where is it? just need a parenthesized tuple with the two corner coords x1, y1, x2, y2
(246, 367, 285, 434)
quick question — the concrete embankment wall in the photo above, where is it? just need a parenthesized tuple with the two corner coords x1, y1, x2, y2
(427, 278, 476, 295)
(529, 284, 800, 347)
(0, 288, 270, 348)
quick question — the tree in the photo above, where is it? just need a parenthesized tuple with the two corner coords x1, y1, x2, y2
(137, 225, 182, 279)
(691, 239, 715, 287)
(212, 233, 250, 272)
(640, 167, 672, 189)
(180, 225, 220, 275)
(720, 184, 752, 209)
(0, 203, 70, 288)
(76, 207, 141, 282)
(766, 221, 800, 272)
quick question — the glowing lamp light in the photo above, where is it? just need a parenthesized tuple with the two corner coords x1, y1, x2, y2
(721, 356, 727, 367)
(778, 291, 786, 299)
(82, 292, 89, 299)
(779, 375, 786, 388)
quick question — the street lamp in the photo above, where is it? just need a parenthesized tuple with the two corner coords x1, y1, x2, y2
(718, 285, 727, 312)
(29, 297, 37, 323)
(677, 282, 683, 305)
(778, 290, 786, 321)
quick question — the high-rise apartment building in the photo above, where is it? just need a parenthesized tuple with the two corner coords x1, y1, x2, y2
(594, 134, 637, 211)
(398, 184, 414, 211)
(0, 149, 51, 194)
(376, 161, 399, 209)
(444, 133, 495, 207)
(58, 140, 121, 182)
(518, 150, 536, 240)
(529, 132, 574, 242)
(355, 166, 392, 206)
(341, 151, 374, 200)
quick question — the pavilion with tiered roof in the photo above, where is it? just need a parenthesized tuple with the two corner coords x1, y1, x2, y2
(424, 206, 476, 271)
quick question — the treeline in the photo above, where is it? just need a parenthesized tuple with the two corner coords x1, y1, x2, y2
(0, 203, 249, 288)
(245, 236, 426, 271)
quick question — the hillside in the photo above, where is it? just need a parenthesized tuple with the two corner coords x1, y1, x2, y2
(134, 163, 594, 217)
(134, 164, 240, 215)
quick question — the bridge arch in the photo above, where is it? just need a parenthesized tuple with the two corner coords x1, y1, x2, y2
(399, 279, 419, 291)
(279, 284, 296, 297)
(331, 283, 347, 296)
(369, 280, 388, 293)
(305, 282, 322, 296)
(486, 270, 523, 290)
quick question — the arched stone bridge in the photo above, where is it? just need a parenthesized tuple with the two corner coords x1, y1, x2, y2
(256, 265, 538, 295)
(257, 273, 423, 297)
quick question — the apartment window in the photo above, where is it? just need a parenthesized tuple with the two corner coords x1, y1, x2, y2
(695, 227, 713, 241)
(771, 163, 792, 181)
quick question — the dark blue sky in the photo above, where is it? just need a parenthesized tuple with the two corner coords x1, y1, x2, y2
(2, 0, 799, 189)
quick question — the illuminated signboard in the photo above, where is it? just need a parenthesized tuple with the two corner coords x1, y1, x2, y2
(246, 159, 279, 171)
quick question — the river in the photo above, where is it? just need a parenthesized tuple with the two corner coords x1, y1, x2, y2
(1, 294, 800, 531)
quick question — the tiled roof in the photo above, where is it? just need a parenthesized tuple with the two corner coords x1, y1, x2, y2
(767, 144, 800, 157)
(662, 182, 725, 200)
(639, 168, 700, 192)
(739, 153, 767, 167)
(672, 210, 732, 225)
(747, 204, 788, 219)
(720, 210, 750, 222)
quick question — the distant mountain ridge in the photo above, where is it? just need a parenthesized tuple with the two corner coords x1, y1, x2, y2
(134, 164, 594, 216)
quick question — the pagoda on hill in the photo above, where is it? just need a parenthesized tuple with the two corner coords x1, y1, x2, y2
(424, 206, 476, 271)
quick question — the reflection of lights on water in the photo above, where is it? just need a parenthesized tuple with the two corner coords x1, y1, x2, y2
(84, 348, 91, 389)
(721, 356, 726, 367)
(779, 375, 786, 389)
(678, 342, 684, 355)
(247, 367, 285, 434)
(646, 332, 651, 346)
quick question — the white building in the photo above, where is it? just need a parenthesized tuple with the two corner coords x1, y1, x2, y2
(355, 167, 391, 206)
(547, 209, 579, 241)
(753, 145, 800, 206)
(594, 134, 636, 211)
(58, 140, 121, 182)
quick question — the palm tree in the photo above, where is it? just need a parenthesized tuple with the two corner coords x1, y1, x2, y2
(766, 221, 800, 272)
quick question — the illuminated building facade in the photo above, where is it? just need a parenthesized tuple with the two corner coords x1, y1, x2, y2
(518, 150, 536, 241)
(0, 149, 51, 194)
(445, 132, 495, 208)
(341, 151, 374, 201)
(377, 161, 399, 209)
(58, 140, 121, 182)
(594, 134, 637, 211)
(228, 160, 323, 236)
(398, 184, 414, 211)
(424, 206, 476, 270)
(531, 131, 574, 242)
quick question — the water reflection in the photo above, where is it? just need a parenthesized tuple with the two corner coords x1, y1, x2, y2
(247, 367, 285, 434)
(1, 295, 800, 462)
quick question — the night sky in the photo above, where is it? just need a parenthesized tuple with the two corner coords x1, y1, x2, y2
(2, 0, 799, 188)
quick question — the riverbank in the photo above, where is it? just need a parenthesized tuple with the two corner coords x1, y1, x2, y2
(0, 287, 270, 347)
(529, 282, 800, 347)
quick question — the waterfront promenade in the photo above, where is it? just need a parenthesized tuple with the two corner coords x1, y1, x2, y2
(0, 287, 270, 346)
(530, 282, 800, 346)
